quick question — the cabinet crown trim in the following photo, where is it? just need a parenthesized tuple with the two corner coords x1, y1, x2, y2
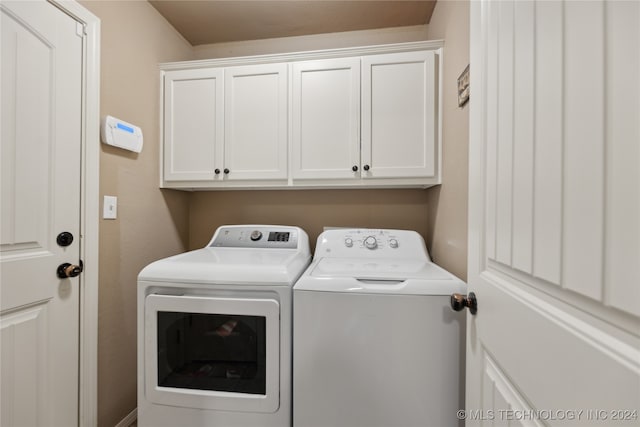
(160, 40, 444, 71)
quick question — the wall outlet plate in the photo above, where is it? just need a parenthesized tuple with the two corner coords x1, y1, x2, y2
(103, 195, 117, 219)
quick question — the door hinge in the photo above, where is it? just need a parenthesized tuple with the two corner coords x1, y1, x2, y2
(76, 22, 86, 37)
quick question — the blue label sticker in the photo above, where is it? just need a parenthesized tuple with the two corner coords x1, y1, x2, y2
(116, 123, 134, 133)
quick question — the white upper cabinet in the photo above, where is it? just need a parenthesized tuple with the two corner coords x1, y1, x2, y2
(163, 68, 224, 182)
(160, 42, 442, 189)
(224, 63, 288, 181)
(362, 51, 437, 179)
(292, 58, 361, 180)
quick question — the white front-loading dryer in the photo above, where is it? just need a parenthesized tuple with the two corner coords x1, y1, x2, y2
(293, 228, 466, 427)
(137, 225, 310, 427)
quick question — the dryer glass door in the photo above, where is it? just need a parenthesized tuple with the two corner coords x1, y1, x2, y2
(144, 294, 280, 413)
(157, 312, 266, 394)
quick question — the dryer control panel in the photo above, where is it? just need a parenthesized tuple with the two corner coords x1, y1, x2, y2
(208, 225, 300, 249)
(316, 229, 430, 260)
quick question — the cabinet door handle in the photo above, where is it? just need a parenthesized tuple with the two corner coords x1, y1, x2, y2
(224, 168, 230, 174)
(214, 168, 220, 174)
(352, 165, 358, 172)
(363, 164, 370, 171)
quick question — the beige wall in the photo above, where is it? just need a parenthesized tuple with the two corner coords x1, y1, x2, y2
(78, 2, 193, 426)
(193, 25, 429, 59)
(425, 0, 470, 280)
(190, 190, 431, 251)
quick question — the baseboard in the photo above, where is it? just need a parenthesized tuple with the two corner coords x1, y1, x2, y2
(114, 408, 137, 427)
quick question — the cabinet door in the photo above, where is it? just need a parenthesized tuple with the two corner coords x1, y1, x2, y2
(163, 68, 224, 182)
(292, 58, 360, 179)
(224, 64, 288, 181)
(362, 51, 437, 178)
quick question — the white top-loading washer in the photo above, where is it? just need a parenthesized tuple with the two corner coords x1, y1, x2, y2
(293, 228, 466, 427)
(138, 225, 310, 427)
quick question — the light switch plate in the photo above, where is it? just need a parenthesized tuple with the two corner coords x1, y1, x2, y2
(103, 195, 117, 219)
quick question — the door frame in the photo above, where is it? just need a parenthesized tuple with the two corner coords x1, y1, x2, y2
(47, 1, 100, 425)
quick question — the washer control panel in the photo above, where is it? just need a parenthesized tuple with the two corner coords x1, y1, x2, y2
(317, 228, 430, 259)
(209, 226, 299, 249)
(340, 230, 400, 251)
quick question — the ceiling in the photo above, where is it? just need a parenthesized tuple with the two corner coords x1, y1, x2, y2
(149, 1, 437, 46)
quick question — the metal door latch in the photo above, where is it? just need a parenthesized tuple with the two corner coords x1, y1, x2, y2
(57, 260, 84, 279)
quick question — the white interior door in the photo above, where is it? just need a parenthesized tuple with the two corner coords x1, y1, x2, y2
(467, 0, 640, 425)
(1, 1, 83, 425)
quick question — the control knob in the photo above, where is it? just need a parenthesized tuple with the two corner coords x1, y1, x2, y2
(363, 236, 377, 250)
(389, 239, 399, 249)
(344, 238, 354, 248)
(250, 230, 263, 241)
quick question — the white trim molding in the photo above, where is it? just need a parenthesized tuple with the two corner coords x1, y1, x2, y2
(114, 408, 137, 427)
(161, 40, 444, 70)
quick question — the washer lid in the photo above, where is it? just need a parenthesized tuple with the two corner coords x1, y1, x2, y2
(295, 258, 466, 295)
(311, 258, 451, 280)
(138, 247, 310, 285)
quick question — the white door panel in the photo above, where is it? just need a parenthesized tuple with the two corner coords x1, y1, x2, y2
(292, 58, 360, 179)
(602, 2, 640, 316)
(1, 304, 48, 427)
(468, 0, 640, 425)
(225, 64, 288, 180)
(163, 68, 224, 182)
(1, 1, 83, 425)
(361, 51, 437, 178)
(2, 1, 64, 310)
(481, 354, 542, 427)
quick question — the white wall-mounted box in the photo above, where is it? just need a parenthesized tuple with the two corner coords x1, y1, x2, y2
(101, 115, 143, 153)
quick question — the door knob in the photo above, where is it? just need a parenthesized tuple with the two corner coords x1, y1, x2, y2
(57, 262, 83, 279)
(450, 292, 477, 315)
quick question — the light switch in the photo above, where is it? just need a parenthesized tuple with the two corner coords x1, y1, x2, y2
(103, 195, 117, 219)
